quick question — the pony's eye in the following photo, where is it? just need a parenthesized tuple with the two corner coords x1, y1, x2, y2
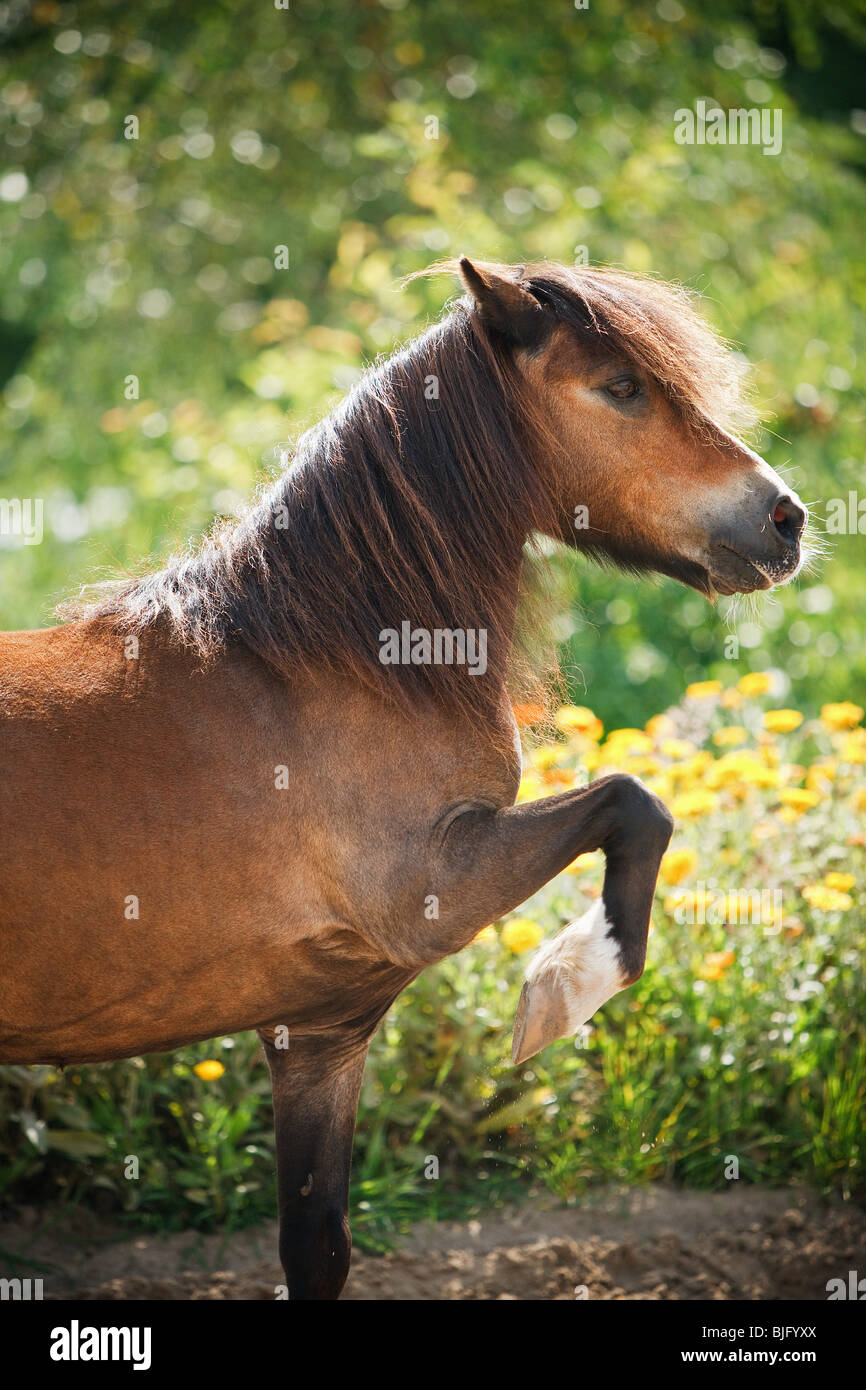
(605, 377, 641, 401)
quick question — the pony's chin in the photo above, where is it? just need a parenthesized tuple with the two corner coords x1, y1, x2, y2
(707, 567, 772, 597)
(701, 546, 781, 598)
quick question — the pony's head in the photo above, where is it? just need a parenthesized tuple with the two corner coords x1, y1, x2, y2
(454, 257, 807, 598)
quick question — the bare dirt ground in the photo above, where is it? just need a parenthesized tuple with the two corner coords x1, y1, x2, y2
(2, 1186, 863, 1300)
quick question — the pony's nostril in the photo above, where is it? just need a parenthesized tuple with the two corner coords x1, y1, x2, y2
(772, 495, 807, 545)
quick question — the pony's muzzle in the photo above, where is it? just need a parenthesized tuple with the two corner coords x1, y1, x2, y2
(708, 487, 808, 594)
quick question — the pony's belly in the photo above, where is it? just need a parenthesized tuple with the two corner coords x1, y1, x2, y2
(0, 912, 299, 1065)
(0, 875, 409, 1065)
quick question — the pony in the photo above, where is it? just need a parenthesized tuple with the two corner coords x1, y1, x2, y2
(0, 258, 807, 1298)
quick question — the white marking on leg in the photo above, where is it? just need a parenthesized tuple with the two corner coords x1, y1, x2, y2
(524, 897, 627, 1033)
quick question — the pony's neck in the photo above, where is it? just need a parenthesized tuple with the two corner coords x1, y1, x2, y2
(102, 310, 555, 723)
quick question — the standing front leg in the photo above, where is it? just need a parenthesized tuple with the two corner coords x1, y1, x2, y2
(426, 773, 674, 1062)
(260, 1027, 372, 1301)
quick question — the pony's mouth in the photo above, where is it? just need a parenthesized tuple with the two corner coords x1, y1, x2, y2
(706, 543, 802, 597)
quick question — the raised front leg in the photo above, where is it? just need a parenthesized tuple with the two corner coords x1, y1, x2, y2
(429, 773, 674, 1062)
(260, 1027, 372, 1301)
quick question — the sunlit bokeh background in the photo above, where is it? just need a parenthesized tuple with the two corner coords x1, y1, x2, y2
(1, 0, 863, 1238)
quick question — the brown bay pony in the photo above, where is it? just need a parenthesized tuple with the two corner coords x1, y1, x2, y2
(0, 259, 807, 1299)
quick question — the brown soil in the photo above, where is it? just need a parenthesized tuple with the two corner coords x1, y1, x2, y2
(2, 1186, 863, 1300)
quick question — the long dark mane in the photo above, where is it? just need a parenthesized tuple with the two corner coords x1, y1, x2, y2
(77, 296, 561, 720)
(72, 261, 752, 720)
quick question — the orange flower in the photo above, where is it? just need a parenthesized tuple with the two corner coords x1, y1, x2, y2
(513, 702, 546, 728)
(699, 950, 735, 981)
(645, 713, 675, 739)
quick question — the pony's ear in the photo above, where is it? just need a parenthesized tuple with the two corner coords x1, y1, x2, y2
(458, 257, 548, 347)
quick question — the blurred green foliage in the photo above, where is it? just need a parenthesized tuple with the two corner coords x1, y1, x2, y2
(1, 0, 865, 1234)
(1, 0, 865, 724)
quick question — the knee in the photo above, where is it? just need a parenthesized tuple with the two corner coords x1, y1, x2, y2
(608, 773, 674, 848)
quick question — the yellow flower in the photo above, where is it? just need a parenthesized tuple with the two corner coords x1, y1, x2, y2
(473, 925, 497, 944)
(712, 726, 748, 747)
(737, 672, 772, 696)
(671, 751, 714, 781)
(802, 884, 853, 912)
(670, 789, 719, 818)
(855, 788, 866, 814)
(501, 918, 543, 953)
(686, 680, 722, 699)
(665, 888, 717, 920)
(764, 709, 803, 733)
(647, 772, 673, 801)
(530, 746, 561, 770)
(778, 788, 820, 814)
(746, 766, 780, 789)
(722, 892, 749, 923)
(720, 688, 742, 709)
(554, 705, 603, 740)
(664, 889, 690, 915)
(603, 728, 653, 756)
(824, 871, 855, 892)
(756, 767, 783, 789)
(706, 752, 761, 789)
(703, 750, 779, 793)
(625, 756, 661, 777)
(708, 1017, 722, 1029)
(194, 1060, 225, 1081)
(517, 774, 543, 802)
(563, 851, 600, 874)
(821, 702, 863, 731)
(660, 847, 699, 886)
(660, 738, 697, 760)
(840, 731, 866, 763)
